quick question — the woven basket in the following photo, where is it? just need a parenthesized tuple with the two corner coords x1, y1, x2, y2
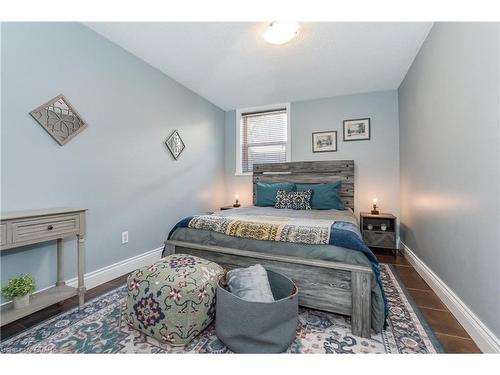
(215, 269, 298, 353)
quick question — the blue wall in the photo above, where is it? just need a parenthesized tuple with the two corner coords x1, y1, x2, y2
(225, 91, 400, 220)
(399, 23, 500, 338)
(0, 23, 225, 301)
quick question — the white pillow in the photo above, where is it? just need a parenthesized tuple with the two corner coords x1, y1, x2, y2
(227, 264, 275, 303)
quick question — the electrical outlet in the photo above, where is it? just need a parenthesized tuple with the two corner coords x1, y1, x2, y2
(121, 231, 129, 244)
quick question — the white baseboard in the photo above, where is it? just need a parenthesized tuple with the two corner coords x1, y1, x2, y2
(400, 241, 500, 353)
(66, 246, 163, 290)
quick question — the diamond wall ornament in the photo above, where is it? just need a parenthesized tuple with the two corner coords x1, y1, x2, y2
(30, 94, 88, 146)
(165, 130, 185, 160)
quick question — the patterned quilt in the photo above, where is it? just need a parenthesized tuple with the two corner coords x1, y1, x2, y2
(188, 214, 335, 245)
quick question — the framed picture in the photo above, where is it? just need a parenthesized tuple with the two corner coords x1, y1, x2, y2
(312, 131, 337, 153)
(343, 118, 371, 141)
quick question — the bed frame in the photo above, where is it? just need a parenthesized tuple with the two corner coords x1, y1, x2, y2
(164, 160, 373, 338)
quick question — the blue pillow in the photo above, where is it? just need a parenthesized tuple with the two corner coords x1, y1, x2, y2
(255, 182, 295, 207)
(296, 181, 345, 210)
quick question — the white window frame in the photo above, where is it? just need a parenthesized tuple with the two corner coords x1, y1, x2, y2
(235, 103, 291, 176)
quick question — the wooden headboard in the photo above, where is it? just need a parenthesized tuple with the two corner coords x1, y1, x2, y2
(252, 160, 355, 210)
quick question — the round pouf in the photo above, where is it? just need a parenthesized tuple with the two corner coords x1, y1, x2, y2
(215, 269, 298, 353)
(124, 253, 225, 346)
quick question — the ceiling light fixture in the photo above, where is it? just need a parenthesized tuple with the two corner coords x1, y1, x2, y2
(263, 21, 300, 45)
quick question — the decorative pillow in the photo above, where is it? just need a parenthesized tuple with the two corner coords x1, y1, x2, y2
(275, 190, 312, 210)
(255, 182, 295, 207)
(296, 181, 345, 210)
(227, 264, 275, 303)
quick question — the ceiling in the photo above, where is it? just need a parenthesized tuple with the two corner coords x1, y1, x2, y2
(85, 22, 433, 111)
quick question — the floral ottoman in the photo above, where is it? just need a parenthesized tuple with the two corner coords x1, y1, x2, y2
(124, 254, 225, 346)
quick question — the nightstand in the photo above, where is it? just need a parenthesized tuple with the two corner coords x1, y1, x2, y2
(360, 212, 397, 255)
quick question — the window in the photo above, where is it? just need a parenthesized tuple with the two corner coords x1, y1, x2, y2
(236, 104, 290, 175)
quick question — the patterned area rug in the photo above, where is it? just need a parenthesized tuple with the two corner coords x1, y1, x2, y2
(0, 264, 443, 354)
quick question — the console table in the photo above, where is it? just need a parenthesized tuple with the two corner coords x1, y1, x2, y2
(0, 208, 87, 326)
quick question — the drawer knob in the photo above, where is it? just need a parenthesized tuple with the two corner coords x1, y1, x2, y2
(47, 225, 54, 230)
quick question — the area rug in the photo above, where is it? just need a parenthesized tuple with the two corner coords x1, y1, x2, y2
(0, 264, 443, 354)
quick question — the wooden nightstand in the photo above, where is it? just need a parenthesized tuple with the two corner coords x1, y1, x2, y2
(360, 212, 397, 255)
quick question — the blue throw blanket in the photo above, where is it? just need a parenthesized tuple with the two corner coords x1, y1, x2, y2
(165, 216, 388, 326)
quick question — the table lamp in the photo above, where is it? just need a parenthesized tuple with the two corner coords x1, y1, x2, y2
(233, 194, 241, 208)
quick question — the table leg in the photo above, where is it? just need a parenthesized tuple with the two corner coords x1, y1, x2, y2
(77, 234, 86, 307)
(56, 238, 65, 286)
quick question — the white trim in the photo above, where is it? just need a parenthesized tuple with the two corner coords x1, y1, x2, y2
(1, 246, 163, 307)
(400, 241, 500, 353)
(235, 102, 291, 175)
(66, 246, 163, 290)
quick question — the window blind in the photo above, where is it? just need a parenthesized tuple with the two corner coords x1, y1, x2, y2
(240, 108, 288, 173)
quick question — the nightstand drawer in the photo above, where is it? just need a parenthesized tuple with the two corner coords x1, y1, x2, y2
(363, 231, 396, 248)
(12, 214, 80, 244)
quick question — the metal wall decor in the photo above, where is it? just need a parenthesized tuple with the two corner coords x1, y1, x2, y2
(165, 130, 185, 160)
(30, 94, 88, 146)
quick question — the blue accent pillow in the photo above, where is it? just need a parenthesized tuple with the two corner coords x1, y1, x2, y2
(255, 182, 295, 207)
(296, 181, 345, 210)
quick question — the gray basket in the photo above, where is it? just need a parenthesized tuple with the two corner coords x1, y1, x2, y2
(215, 269, 298, 353)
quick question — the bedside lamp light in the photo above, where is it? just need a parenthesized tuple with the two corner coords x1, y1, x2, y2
(371, 198, 379, 215)
(233, 194, 241, 208)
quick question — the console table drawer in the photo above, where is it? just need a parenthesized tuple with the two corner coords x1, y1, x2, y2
(0, 224, 6, 246)
(12, 215, 80, 244)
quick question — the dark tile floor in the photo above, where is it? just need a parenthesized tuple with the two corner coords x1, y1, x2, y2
(376, 251, 481, 353)
(0, 252, 481, 353)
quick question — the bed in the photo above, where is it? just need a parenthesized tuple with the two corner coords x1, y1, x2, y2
(164, 160, 385, 338)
